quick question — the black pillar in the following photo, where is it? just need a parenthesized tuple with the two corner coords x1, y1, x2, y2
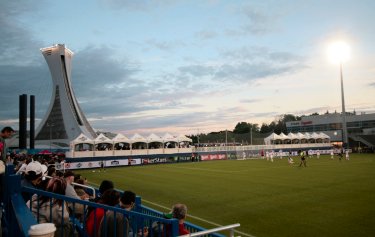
(30, 95, 35, 149)
(19, 94, 27, 149)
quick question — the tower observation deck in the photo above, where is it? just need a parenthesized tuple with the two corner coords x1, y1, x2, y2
(35, 44, 96, 147)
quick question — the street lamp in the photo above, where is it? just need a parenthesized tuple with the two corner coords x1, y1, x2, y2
(328, 41, 350, 149)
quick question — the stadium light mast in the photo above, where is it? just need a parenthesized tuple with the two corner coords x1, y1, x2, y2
(328, 41, 350, 149)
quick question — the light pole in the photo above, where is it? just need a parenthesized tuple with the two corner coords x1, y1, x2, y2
(328, 41, 350, 149)
(339, 63, 348, 148)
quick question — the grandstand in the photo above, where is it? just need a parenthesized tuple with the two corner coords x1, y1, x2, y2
(1, 164, 240, 237)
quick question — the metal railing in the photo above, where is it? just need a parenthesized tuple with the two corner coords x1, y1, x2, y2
(180, 223, 241, 237)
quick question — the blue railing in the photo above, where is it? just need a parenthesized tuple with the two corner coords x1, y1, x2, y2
(1, 164, 227, 237)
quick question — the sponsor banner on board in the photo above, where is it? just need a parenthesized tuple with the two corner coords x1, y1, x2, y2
(64, 158, 142, 169)
(200, 153, 227, 161)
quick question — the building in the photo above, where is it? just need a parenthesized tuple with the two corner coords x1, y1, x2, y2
(286, 112, 375, 149)
(34, 44, 96, 148)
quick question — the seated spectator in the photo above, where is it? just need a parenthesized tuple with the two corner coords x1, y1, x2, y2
(86, 189, 120, 237)
(74, 178, 91, 200)
(64, 170, 85, 217)
(100, 190, 148, 237)
(15, 157, 32, 175)
(21, 161, 47, 202)
(27, 177, 74, 237)
(98, 180, 114, 199)
(172, 204, 189, 236)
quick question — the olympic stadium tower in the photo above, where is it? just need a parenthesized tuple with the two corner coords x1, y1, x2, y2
(35, 44, 96, 147)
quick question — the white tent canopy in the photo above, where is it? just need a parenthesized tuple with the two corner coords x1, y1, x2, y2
(112, 133, 131, 143)
(72, 133, 94, 145)
(130, 133, 147, 143)
(147, 133, 163, 143)
(177, 134, 192, 142)
(264, 132, 330, 144)
(264, 133, 283, 145)
(94, 133, 113, 144)
(162, 133, 178, 142)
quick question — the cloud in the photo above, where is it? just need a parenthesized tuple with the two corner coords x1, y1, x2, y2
(100, 0, 176, 11)
(240, 6, 272, 35)
(369, 82, 375, 87)
(195, 30, 218, 40)
(0, 2, 45, 66)
(145, 39, 186, 51)
(240, 99, 262, 104)
(176, 46, 306, 84)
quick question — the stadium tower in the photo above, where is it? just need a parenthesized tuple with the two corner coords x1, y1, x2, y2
(35, 44, 96, 147)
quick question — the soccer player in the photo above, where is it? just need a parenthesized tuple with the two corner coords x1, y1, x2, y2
(298, 150, 307, 167)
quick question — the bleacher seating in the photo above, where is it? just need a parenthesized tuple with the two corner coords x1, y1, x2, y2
(1, 164, 231, 237)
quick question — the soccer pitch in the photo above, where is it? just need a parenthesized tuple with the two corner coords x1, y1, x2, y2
(79, 154, 375, 237)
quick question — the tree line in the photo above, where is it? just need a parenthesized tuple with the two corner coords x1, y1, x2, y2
(188, 113, 309, 144)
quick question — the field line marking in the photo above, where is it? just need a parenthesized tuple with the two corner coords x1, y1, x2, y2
(87, 181, 256, 237)
(168, 166, 242, 173)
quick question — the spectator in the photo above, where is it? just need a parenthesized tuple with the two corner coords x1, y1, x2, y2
(16, 157, 32, 175)
(64, 170, 85, 217)
(21, 161, 47, 202)
(172, 204, 189, 236)
(27, 177, 74, 237)
(86, 189, 120, 237)
(98, 180, 114, 199)
(0, 126, 15, 162)
(99, 190, 148, 237)
(74, 179, 90, 200)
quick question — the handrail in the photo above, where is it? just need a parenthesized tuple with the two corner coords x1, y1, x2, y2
(180, 223, 240, 237)
(71, 181, 96, 197)
(43, 175, 96, 197)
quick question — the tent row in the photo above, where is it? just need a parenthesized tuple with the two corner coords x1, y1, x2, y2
(71, 133, 192, 151)
(264, 132, 330, 145)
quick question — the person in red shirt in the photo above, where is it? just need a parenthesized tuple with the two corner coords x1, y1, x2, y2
(172, 203, 190, 235)
(86, 189, 120, 237)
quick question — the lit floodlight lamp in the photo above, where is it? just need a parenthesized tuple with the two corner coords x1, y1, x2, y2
(327, 40, 350, 149)
(327, 41, 350, 64)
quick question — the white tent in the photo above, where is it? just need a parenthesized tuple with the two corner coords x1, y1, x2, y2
(71, 133, 94, 151)
(146, 133, 163, 143)
(72, 133, 94, 145)
(279, 132, 290, 144)
(130, 133, 147, 143)
(177, 134, 192, 142)
(264, 133, 282, 145)
(287, 132, 300, 144)
(112, 133, 131, 150)
(112, 133, 131, 143)
(94, 133, 113, 150)
(94, 133, 113, 144)
(162, 133, 178, 142)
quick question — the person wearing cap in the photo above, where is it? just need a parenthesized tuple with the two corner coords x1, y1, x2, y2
(64, 170, 81, 199)
(21, 161, 46, 202)
(64, 170, 85, 217)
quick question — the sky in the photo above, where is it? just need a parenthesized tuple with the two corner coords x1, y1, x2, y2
(1, 0, 374, 136)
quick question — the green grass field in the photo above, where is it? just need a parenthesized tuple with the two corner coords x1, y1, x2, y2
(79, 154, 375, 237)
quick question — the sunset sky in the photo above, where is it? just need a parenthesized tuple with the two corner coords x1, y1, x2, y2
(1, 0, 374, 136)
